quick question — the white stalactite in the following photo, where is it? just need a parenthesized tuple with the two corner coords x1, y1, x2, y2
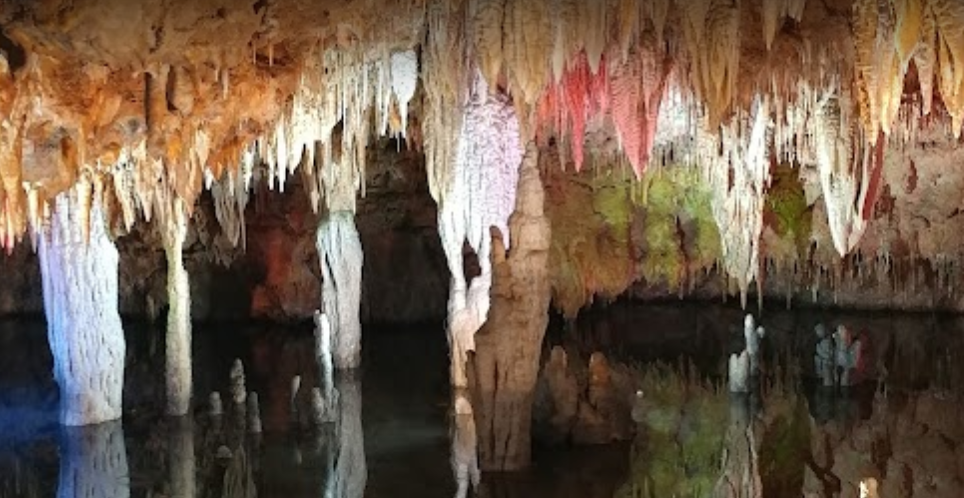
(708, 96, 771, 307)
(58, 422, 130, 498)
(163, 197, 192, 417)
(39, 182, 126, 426)
(813, 88, 871, 257)
(439, 69, 522, 388)
(317, 211, 364, 370)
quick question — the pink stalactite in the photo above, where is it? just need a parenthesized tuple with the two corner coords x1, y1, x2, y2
(534, 51, 610, 171)
(861, 130, 886, 221)
(609, 44, 672, 178)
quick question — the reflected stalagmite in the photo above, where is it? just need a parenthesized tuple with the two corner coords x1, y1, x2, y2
(57, 421, 129, 498)
(168, 417, 196, 498)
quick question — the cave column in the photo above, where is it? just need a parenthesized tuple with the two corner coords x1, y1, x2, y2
(471, 143, 551, 471)
(317, 210, 363, 370)
(163, 197, 192, 416)
(38, 181, 126, 426)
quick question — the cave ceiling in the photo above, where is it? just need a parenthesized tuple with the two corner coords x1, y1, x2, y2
(0, 0, 962, 297)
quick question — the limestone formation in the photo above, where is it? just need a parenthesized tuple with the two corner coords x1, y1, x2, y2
(472, 143, 550, 470)
(39, 182, 126, 426)
(229, 359, 247, 405)
(317, 213, 364, 370)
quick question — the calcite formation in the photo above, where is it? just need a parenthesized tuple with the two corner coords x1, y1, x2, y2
(0, 0, 963, 303)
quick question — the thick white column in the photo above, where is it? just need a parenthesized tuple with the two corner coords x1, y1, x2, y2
(317, 211, 364, 370)
(39, 185, 126, 426)
(58, 421, 130, 498)
(163, 198, 192, 416)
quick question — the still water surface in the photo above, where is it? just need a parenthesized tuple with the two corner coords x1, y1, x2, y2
(0, 302, 962, 497)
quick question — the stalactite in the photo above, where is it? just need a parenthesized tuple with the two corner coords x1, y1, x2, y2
(469, 0, 505, 88)
(763, 0, 807, 51)
(440, 68, 522, 387)
(39, 180, 126, 425)
(504, 0, 552, 107)
(535, 51, 609, 171)
(317, 211, 364, 370)
(931, 0, 964, 137)
(162, 196, 192, 417)
(853, 0, 902, 139)
(813, 86, 873, 256)
(388, 49, 418, 138)
(609, 35, 673, 178)
(708, 97, 771, 307)
(423, 0, 468, 206)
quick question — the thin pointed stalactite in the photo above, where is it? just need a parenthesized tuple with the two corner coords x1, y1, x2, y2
(317, 211, 364, 370)
(163, 197, 192, 417)
(439, 68, 522, 388)
(39, 180, 126, 426)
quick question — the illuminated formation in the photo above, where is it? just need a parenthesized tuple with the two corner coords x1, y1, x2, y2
(438, 69, 522, 387)
(38, 181, 126, 426)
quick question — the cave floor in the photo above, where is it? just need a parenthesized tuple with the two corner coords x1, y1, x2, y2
(0, 302, 962, 497)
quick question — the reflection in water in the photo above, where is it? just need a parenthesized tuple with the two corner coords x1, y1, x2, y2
(325, 373, 366, 498)
(58, 421, 129, 498)
(168, 417, 195, 498)
(449, 390, 480, 498)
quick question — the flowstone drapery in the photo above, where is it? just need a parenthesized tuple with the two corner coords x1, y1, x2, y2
(438, 69, 522, 388)
(39, 182, 126, 426)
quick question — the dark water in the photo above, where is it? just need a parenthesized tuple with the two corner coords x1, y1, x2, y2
(2, 302, 964, 497)
(0, 318, 626, 498)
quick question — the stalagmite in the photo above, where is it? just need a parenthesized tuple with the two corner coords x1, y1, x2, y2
(247, 392, 263, 434)
(472, 142, 550, 471)
(209, 392, 224, 417)
(39, 182, 126, 426)
(229, 359, 247, 405)
(439, 69, 522, 388)
(163, 197, 192, 416)
(58, 422, 130, 498)
(317, 212, 364, 370)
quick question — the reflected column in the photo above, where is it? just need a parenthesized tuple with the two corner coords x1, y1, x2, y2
(168, 417, 196, 498)
(324, 372, 366, 498)
(58, 421, 129, 498)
